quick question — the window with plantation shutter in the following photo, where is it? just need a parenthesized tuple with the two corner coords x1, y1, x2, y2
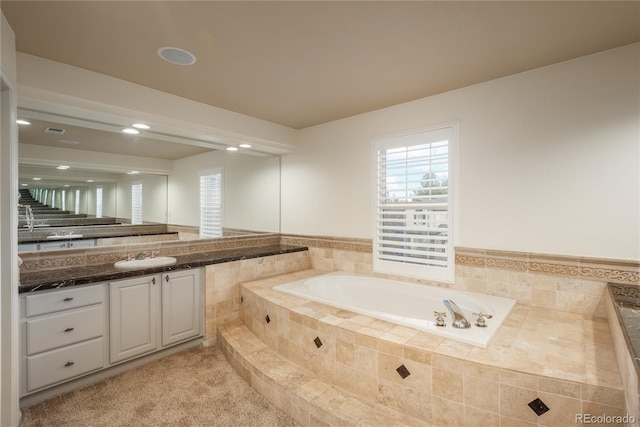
(200, 168, 222, 238)
(131, 182, 143, 225)
(96, 187, 103, 218)
(373, 123, 457, 282)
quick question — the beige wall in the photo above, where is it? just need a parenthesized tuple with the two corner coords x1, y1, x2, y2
(281, 43, 640, 261)
(116, 173, 167, 224)
(169, 149, 280, 231)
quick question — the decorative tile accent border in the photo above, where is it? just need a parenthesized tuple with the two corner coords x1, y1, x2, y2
(20, 230, 640, 286)
(455, 247, 640, 285)
(281, 234, 639, 284)
(610, 284, 640, 302)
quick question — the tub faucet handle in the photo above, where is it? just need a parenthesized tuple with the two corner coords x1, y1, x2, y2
(472, 312, 493, 328)
(433, 311, 447, 327)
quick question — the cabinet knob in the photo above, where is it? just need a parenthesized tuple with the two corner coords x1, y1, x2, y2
(152, 277, 156, 285)
(63, 297, 74, 302)
(165, 275, 169, 282)
(64, 327, 75, 333)
(64, 361, 75, 367)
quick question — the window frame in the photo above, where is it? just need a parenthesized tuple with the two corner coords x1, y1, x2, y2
(371, 122, 458, 283)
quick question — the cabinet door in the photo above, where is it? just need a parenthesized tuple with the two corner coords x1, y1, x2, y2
(109, 275, 159, 363)
(162, 269, 201, 347)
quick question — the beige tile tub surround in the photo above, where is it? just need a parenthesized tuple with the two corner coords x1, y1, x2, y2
(234, 270, 625, 427)
(280, 235, 640, 318)
(204, 250, 311, 343)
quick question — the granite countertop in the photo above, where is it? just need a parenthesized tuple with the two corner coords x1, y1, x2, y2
(609, 283, 640, 369)
(18, 230, 179, 245)
(19, 244, 308, 293)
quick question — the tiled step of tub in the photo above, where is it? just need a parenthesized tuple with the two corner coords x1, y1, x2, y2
(218, 319, 434, 427)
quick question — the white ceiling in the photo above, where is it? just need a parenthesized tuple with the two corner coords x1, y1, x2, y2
(18, 117, 212, 161)
(2, 1, 639, 161)
(3, 1, 639, 130)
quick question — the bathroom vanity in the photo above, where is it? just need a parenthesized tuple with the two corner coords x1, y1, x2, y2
(17, 241, 308, 406)
(19, 268, 203, 398)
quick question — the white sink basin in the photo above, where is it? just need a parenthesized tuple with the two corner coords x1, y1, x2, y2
(114, 256, 177, 269)
(46, 234, 84, 240)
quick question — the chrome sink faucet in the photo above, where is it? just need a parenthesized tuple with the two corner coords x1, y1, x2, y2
(443, 299, 471, 329)
(135, 252, 147, 260)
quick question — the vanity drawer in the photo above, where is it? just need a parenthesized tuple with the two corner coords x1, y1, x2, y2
(26, 285, 103, 317)
(27, 337, 104, 392)
(26, 305, 104, 355)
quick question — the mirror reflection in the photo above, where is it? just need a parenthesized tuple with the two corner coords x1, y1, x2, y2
(17, 108, 281, 251)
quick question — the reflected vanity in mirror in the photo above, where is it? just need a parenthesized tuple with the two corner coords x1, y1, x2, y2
(17, 107, 282, 252)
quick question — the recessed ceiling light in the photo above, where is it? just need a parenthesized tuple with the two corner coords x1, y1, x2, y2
(226, 147, 238, 151)
(132, 123, 150, 130)
(16, 119, 31, 125)
(57, 165, 70, 170)
(45, 127, 65, 135)
(122, 128, 140, 135)
(239, 144, 252, 148)
(127, 171, 139, 175)
(64, 185, 70, 187)
(32, 177, 41, 181)
(158, 47, 197, 66)
(86, 179, 94, 183)
(21, 183, 28, 186)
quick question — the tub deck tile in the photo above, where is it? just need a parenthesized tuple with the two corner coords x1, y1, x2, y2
(232, 269, 625, 425)
(242, 269, 622, 390)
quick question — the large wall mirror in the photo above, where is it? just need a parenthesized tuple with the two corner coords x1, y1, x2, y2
(19, 165, 167, 224)
(17, 107, 281, 249)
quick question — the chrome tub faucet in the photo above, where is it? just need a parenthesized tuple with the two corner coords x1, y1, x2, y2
(443, 299, 471, 329)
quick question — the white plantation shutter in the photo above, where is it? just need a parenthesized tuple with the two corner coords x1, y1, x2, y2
(96, 187, 103, 218)
(373, 124, 457, 282)
(131, 182, 143, 224)
(200, 168, 222, 238)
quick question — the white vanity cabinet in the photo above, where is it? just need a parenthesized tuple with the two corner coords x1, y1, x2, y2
(21, 267, 203, 400)
(109, 275, 159, 363)
(161, 269, 202, 346)
(109, 268, 202, 364)
(20, 284, 107, 394)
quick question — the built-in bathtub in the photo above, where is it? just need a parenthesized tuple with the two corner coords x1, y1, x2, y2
(274, 272, 516, 348)
(226, 269, 625, 426)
